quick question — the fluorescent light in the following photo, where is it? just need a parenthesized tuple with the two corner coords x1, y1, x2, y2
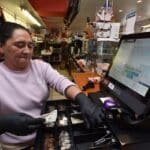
(137, 0, 142, 3)
(22, 9, 41, 27)
(119, 9, 123, 12)
(142, 24, 150, 28)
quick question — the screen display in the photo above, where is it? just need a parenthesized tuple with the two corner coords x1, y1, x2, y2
(109, 38, 150, 96)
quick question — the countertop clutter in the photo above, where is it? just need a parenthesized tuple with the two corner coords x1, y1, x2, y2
(71, 72, 101, 95)
(34, 99, 119, 150)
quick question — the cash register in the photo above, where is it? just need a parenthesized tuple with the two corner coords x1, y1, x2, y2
(89, 32, 150, 149)
(35, 32, 150, 150)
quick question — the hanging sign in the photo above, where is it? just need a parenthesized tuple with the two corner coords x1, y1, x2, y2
(124, 10, 136, 34)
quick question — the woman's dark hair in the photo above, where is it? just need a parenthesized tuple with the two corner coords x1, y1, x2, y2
(0, 7, 5, 25)
(0, 22, 31, 45)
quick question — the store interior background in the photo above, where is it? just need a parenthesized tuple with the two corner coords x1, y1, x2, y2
(0, 0, 150, 100)
(0, 0, 150, 32)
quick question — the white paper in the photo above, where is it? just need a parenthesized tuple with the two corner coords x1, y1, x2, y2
(99, 97, 113, 103)
(40, 109, 58, 125)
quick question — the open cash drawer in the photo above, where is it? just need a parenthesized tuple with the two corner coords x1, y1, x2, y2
(35, 99, 120, 150)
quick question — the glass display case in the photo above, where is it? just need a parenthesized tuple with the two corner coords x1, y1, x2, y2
(97, 40, 119, 64)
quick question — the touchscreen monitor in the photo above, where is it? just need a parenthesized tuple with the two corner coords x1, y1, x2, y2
(109, 33, 150, 97)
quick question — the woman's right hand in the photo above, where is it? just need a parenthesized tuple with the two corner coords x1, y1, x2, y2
(0, 113, 45, 135)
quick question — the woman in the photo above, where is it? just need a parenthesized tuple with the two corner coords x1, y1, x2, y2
(0, 22, 102, 149)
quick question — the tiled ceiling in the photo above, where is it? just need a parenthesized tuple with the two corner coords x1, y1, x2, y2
(0, 0, 44, 27)
(113, 0, 150, 22)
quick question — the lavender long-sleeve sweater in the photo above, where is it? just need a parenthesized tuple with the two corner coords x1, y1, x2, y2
(0, 59, 75, 144)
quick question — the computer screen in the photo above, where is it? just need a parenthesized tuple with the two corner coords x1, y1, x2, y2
(109, 33, 150, 97)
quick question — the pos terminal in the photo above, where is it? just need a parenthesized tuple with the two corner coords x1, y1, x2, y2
(89, 32, 150, 149)
(35, 32, 150, 150)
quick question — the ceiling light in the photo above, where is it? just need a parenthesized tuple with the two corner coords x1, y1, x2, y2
(22, 9, 41, 27)
(137, 0, 142, 3)
(142, 24, 150, 28)
(119, 9, 123, 12)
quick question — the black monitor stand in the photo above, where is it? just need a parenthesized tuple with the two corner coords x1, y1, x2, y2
(88, 90, 150, 150)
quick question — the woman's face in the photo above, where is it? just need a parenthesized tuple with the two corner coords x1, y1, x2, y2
(1, 29, 33, 71)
